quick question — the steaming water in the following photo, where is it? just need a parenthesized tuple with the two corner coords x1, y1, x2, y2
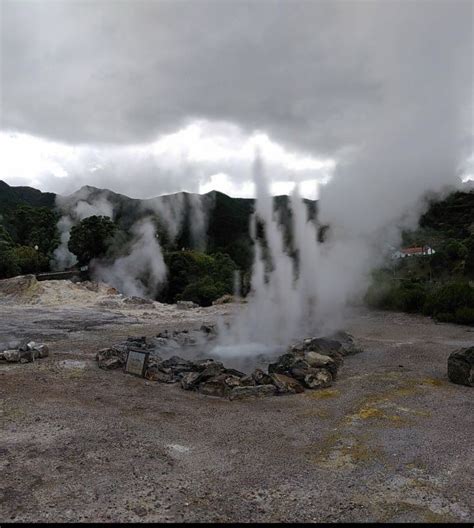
(151, 331, 284, 373)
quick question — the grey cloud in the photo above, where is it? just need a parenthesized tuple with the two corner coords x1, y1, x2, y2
(0, 0, 472, 199)
(4, 1, 470, 154)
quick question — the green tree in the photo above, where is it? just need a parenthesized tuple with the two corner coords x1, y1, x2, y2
(68, 216, 117, 265)
(0, 225, 20, 278)
(12, 245, 49, 274)
(8, 205, 60, 256)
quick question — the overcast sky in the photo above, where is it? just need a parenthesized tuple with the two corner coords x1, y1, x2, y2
(0, 0, 472, 199)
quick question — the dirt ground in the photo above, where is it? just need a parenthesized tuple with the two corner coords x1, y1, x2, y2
(0, 284, 473, 522)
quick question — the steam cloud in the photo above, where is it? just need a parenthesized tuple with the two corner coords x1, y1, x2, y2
(93, 219, 166, 298)
(210, 1, 471, 358)
(142, 192, 212, 251)
(52, 190, 114, 271)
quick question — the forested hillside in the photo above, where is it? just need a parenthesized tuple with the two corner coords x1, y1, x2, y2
(1, 179, 473, 318)
(366, 187, 474, 325)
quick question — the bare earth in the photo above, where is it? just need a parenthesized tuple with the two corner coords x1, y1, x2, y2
(0, 280, 473, 523)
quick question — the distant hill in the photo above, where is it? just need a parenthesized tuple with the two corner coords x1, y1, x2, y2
(2, 178, 471, 260)
(0, 180, 56, 214)
(0, 181, 278, 268)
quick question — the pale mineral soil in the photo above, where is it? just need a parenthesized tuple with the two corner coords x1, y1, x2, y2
(0, 280, 473, 523)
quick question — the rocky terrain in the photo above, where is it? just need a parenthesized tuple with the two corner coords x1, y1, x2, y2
(0, 276, 473, 523)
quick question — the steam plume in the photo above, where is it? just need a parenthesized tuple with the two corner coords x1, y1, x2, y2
(93, 219, 166, 298)
(52, 192, 114, 270)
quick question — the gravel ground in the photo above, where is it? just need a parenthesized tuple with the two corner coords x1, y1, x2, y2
(0, 297, 473, 523)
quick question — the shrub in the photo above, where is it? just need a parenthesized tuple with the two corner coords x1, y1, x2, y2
(396, 283, 427, 313)
(163, 250, 237, 305)
(365, 280, 427, 313)
(434, 312, 456, 323)
(445, 240, 468, 261)
(178, 276, 228, 307)
(423, 281, 474, 316)
(453, 306, 474, 325)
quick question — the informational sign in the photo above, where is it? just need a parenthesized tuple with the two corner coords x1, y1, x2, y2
(125, 350, 149, 377)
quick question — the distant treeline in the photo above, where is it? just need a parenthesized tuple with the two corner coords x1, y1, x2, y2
(1, 179, 473, 320)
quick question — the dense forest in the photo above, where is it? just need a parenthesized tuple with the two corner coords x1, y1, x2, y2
(1, 180, 473, 322)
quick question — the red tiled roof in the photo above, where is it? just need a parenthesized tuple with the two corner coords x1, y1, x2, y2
(401, 247, 425, 254)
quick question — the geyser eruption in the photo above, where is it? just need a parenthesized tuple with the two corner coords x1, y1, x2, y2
(215, 155, 324, 357)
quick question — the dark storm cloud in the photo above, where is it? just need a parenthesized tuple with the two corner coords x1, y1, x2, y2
(0, 0, 472, 195)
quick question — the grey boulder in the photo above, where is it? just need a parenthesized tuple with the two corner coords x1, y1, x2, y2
(448, 347, 474, 387)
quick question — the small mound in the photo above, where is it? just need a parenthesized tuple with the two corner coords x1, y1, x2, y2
(0, 275, 121, 306)
(0, 275, 43, 303)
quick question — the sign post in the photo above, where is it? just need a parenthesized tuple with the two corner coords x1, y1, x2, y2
(125, 350, 149, 377)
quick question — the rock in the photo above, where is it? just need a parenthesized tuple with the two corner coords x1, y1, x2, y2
(147, 352, 163, 364)
(252, 368, 274, 385)
(111, 344, 129, 357)
(302, 368, 333, 389)
(18, 340, 31, 352)
(293, 333, 362, 358)
(102, 357, 123, 370)
(0, 274, 39, 299)
(223, 368, 246, 378)
(160, 356, 194, 371)
(329, 331, 363, 356)
(239, 375, 257, 386)
(125, 336, 148, 348)
(305, 350, 334, 366)
(193, 359, 224, 372)
(200, 324, 216, 335)
(19, 350, 34, 363)
(287, 367, 310, 381)
(212, 294, 235, 305)
(229, 384, 276, 400)
(2, 349, 21, 362)
(123, 296, 154, 306)
(268, 354, 309, 375)
(270, 373, 305, 394)
(192, 363, 225, 385)
(145, 367, 176, 383)
(181, 371, 201, 390)
(177, 300, 198, 310)
(29, 343, 49, 358)
(96, 348, 125, 370)
(294, 337, 342, 356)
(223, 375, 242, 389)
(198, 376, 230, 398)
(448, 347, 474, 387)
(304, 351, 338, 379)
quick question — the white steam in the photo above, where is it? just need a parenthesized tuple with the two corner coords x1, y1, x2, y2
(92, 219, 166, 298)
(215, 156, 323, 354)
(52, 192, 114, 271)
(142, 192, 211, 251)
(212, 1, 469, 357)
(188, 193, 208, 252)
